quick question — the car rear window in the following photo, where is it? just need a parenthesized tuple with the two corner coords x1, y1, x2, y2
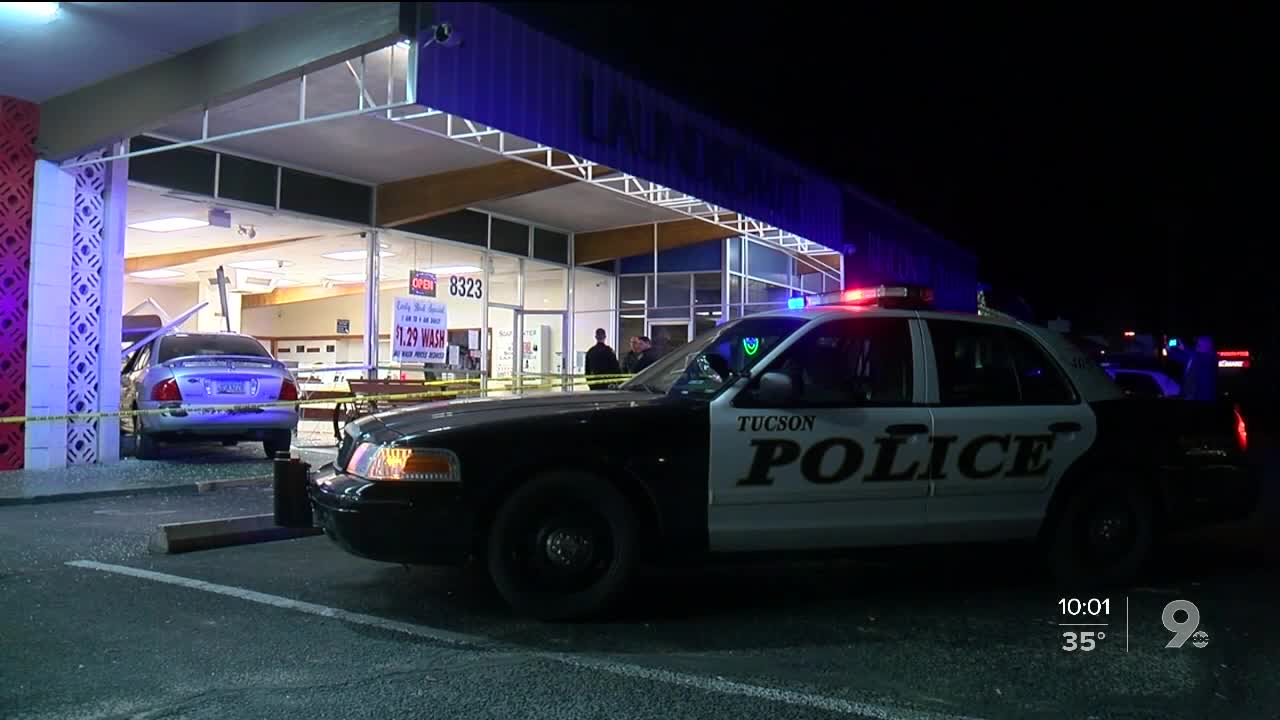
(157, 335, 270, 362)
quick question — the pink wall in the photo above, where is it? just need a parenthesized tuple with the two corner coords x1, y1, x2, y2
(0, 97, 37, 470)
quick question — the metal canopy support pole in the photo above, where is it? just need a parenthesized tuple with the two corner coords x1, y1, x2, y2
(566, 233, 575, 390)
(364, 230, 381, 379)
(720, 238, 730, 325)
(479, 249, 490, 396)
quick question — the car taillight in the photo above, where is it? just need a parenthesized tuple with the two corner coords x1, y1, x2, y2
(150, 378, 182, 402)
(279, 378, 299, 402)
(1235, 406, 1248, 452)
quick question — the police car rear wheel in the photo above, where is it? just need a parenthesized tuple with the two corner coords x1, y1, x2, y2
(1049, 477, 1154, 588)
(487, 472, 637, 621)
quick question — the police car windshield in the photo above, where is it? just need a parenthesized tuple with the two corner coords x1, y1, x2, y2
(619, 316, 809, 397)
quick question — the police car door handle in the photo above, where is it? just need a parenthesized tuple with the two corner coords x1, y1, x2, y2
(885, 423, 929, 436)
(1049, 422, 1082, 434)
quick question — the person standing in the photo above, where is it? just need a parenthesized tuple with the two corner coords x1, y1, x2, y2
(584, 328, 621, 390)
(632, 335, 658, 373)
(622, 336, 644, 374)
(1181, 335, 1218, 401)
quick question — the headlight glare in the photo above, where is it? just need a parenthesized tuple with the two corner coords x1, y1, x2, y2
(345, 443, 459, 482)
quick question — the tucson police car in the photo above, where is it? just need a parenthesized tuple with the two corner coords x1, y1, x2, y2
(306, 286, 1257, 620)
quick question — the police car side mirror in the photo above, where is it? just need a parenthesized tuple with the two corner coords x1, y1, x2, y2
(754, 371, 797, 406)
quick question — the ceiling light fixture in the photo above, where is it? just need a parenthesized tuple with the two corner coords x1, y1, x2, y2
(396, 39, 411, 48)
(0, 2, 60, 21)
(321, 249, 396, 261)
(228, 259, 293, 271)
(324, 273, 367, 284)
(128, 217, 209, 233)
(421, 265, 482, 274)
(129, 269, 185, 280)
(621, 299, 645, 305)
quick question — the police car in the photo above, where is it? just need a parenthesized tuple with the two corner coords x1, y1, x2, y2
(307, 286, 1257, 620)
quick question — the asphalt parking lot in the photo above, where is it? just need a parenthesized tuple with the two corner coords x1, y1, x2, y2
(1, 461, 1276, 720)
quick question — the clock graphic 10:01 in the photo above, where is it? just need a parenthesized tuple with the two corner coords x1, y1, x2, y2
(1058, 598, 1112, 652)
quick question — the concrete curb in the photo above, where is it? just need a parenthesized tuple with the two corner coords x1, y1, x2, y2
(0, 475, 272, 507)
(148, 513, 322, 554)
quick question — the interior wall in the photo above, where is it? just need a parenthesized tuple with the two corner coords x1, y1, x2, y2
(571, 269, 617, 369)
(123, 281, 199, 331)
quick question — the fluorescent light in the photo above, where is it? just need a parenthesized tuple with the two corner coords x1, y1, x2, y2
(396, 39, 411, 48)
(228, 259, 292, 271)
(620, 313, 645, 319)
(128, 217, 209, 233)
(422, 265, 481, 274)
(0, 2, 59, 20)
(325, 273, 366, 283)
(621, 299, 645, 305)
(129, 269, 185, 280)
(322, 249, 396, 261)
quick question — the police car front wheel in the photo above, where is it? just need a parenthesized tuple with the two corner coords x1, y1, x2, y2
(1047, 476, 1155, 588)
(486, 471, 638, 621)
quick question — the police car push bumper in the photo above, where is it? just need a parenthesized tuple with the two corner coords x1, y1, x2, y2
(309, 445, 473, 564)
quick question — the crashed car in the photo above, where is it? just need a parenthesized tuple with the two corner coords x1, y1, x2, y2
(121, 332, 299, 459)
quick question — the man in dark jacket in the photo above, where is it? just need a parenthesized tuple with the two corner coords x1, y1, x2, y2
(1181, 336, 1218, 401)
(584, 328, 621, 390)
(631, 335, 658, 373)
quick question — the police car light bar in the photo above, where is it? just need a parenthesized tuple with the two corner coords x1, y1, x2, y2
(787, 285, 935, 310)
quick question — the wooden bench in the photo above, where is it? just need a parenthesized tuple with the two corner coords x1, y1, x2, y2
(332, 378, 465, 440)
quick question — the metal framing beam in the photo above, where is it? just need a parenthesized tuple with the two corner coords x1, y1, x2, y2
(382, 108, 838, 257)
(39, 2, 412, 161)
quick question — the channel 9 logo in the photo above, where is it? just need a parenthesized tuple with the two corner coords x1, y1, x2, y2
(1162, 600, 1210, 649)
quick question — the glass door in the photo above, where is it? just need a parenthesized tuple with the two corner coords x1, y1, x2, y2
(487, 305, 518, 397)
(646, 319, 692, 363)
(517, 311, 567, 392)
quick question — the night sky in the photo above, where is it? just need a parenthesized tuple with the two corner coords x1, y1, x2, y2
(498, 3, 1269, 347)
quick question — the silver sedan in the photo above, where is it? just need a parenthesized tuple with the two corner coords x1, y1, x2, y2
(120, 332, 299, 459)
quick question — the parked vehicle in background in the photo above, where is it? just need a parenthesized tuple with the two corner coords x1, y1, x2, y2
(121, 332, 300, 459)
(1104, 367, 1181, 398)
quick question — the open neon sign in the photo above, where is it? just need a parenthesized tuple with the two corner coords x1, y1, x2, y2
(409, 270, 438, 297)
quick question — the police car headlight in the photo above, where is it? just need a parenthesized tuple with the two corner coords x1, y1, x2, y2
(345, 443, 460, 482)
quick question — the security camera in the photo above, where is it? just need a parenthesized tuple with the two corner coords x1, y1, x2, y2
(431, 22, 461, 47)
(359, 231, 368, 239)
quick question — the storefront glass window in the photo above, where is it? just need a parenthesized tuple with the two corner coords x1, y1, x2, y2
(524, 260, 567, 311)
(747, 279, 790, 305)
(489, 254, 521, 305)
(653, 274, 691, 307)
(572, 268, 617, 379)
(693, 272, 721, 305)
(619, 275, 646, 306)
(729, 274, 742, 305)
(378, 234, 485, 375)
(533, 228, 569, 265)
(746, 240, 790, 286)
(726, 237, 742, 273)
(490, 217, 530, 256)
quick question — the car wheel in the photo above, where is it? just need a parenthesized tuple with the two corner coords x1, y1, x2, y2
(1047, 476, 1155, 589)
(262, 430, 292, 459)
(487, 471, 637, 621)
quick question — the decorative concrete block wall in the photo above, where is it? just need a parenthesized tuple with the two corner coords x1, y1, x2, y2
(0, 97, 38, 471)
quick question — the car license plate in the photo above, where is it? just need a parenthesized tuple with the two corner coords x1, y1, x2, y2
(215, 381, 245, 394)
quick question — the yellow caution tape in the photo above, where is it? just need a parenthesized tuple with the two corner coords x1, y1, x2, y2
(0, 373, 637, 425)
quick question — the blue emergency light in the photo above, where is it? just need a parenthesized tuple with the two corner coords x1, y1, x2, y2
(788, 285, 934, 311)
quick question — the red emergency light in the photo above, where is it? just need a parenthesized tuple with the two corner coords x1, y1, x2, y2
(1123, 330, 1136, 338)
(789, 285, 935, 311)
